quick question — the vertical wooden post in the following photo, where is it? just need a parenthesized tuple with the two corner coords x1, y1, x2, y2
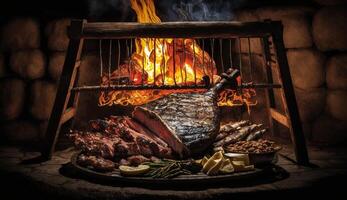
(270, 21, 309, 165)
(41, 20, 86, 159)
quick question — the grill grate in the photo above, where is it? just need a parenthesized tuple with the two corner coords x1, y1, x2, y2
(42, 20, 309, 166)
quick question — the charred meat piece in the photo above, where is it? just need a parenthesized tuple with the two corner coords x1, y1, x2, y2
(70, 131, 119, 159)
(213, 124, 262, 147)
(133, 68, 240, 157)
(216, 120, 250, 141)
(246, 128, 267, 141)
(77, 154, 116, 172)
(71, 116, 173, 159)
(127, 155, 150, 166)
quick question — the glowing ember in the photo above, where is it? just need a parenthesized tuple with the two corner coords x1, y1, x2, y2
(98, 0, 256, 109)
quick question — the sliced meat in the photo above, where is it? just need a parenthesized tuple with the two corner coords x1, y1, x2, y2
(70, 131, 119, 159)
(127, 155, 150, 166)
(77, 154, 116, 172)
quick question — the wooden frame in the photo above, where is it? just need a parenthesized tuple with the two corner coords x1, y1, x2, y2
(42, 20, 309, 165)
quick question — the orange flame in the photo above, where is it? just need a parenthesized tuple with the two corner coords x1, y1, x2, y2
(98, 0, 256, 109)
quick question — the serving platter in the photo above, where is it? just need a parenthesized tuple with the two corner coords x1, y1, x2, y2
(70, 152, 266, 186)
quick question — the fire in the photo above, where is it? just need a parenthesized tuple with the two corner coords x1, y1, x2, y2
(98, 0, 256, 108)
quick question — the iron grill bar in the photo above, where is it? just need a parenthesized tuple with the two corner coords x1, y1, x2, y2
(183, 39, 187, 85)
(153, 38, 156, 84)
(247, 37, 254, 82)
(173, 39, 177, 86)
(117, 39, 121, 85)
(229, 38, 233, 67)
(71, 83, 281, 92)
(219, 38, 224, 73)
(99, 40, 103, 79)
(179, 39, 184, 85)
(202, 39, 206, 76)
(108, 40, 112, 86)
(161, 40, 165, 85)
(210, 38, 215, 83)
(193, 39, 197, 85)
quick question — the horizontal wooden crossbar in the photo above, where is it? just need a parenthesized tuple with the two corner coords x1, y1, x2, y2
(69, 21, 282, 39)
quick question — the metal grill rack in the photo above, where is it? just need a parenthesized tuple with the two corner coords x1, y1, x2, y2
(42, 20, 309, 165)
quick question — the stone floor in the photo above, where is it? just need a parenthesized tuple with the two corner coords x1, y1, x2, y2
(0, 144, 346, 200)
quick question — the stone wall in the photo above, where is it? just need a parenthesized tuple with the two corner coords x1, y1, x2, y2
(235, 1, 347, 144)
(1, 1, 347, 145)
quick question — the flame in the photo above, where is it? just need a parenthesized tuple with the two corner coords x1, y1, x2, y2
(98, 0, 256, 109)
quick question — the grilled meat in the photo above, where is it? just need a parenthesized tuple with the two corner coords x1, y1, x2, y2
(77, 154, 116, 172)
(133, 68, 240, 157)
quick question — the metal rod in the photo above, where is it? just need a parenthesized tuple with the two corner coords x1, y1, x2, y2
(179, 39, 184, 84)
(117, 39, 121, 85)
(142, 38, 145, 85)
(108, 40, 112, 86)
(183, 39, 187, 85)
(247, 37, 254, 82)
(238, 37, 243, 81)
(219, 38, 224, 73)
(161, 40, 166, 85)
(129, 39, 133, 84)
(211, 38, 215, 83)
(229, 38, 233, 68)
(193, 39, 197, 85)
(153, 38, 156, 85)
(99, 40, 103, 79)
(71, 83, 281, 92)
(202, 39, 206, 76)
(173, 39, 177, 86)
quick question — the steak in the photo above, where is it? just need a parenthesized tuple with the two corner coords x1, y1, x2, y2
(133, 68, 240, 157)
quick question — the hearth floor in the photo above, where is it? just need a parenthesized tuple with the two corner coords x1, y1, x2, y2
(0, 144, 346, 200)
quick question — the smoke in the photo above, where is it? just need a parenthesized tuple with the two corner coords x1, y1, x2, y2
(87, 0, 245, 21)
(87, 0, 131, 20)
(158, 0, 245, 21)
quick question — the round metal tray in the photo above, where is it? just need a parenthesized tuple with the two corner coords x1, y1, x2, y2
(70, 152, 266, 186)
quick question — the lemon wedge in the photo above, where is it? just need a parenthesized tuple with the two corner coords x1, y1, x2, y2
(119, 165, 150, 176)
(219, 159, 234, 174)
(202, 151, 224, 175)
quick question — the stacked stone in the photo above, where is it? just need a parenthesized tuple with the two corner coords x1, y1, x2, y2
(0, 18, 60, 143)
(235, 2, 347, 143)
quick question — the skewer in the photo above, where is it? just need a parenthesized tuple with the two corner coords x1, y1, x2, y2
(71, 83, 281, 92)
